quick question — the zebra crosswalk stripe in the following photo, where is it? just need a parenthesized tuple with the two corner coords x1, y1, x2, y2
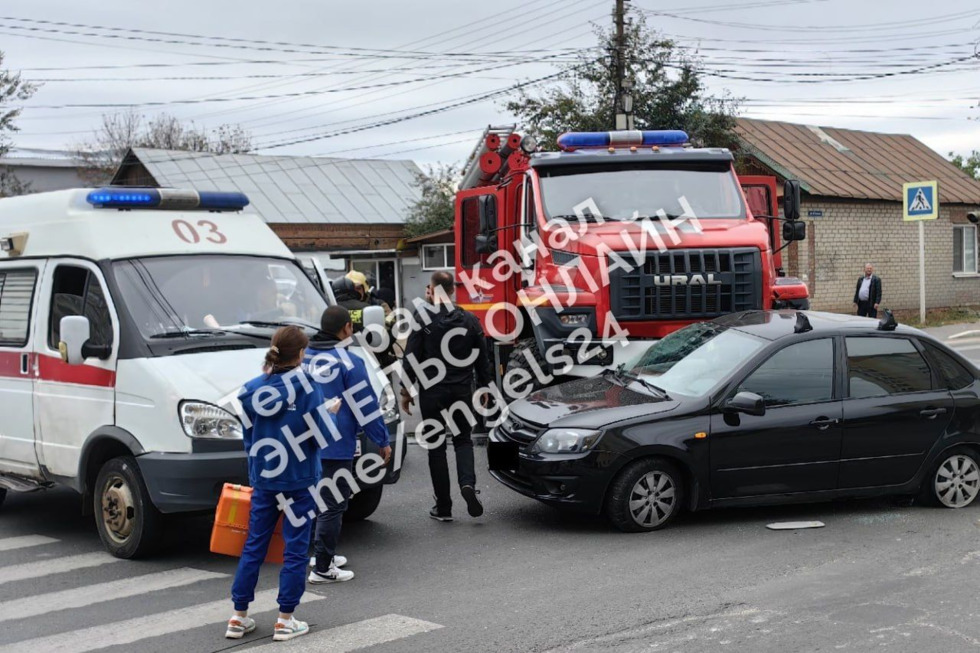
(0, 588, 327, 653)
(0, 535, 58, 552)
(0, 551, 123, 587)
(0, 567, 228, 624)
(244, 613, 445, 652)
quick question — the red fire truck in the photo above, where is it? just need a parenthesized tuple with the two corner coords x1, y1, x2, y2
(452, 126, 808, 391)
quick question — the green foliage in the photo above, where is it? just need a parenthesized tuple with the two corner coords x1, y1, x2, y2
(504, 10, 740, 150)
(403, 164, 459, 238)
(949, 150, 980, 180)
(0, 50, 39, 197)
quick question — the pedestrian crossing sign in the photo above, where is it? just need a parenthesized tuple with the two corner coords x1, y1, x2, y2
(903, 180, 938, 221)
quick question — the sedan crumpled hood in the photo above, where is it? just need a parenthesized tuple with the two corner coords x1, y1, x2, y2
(508, 375, 680, 430)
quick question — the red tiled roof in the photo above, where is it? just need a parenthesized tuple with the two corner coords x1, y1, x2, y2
(736, 117, 980, 204)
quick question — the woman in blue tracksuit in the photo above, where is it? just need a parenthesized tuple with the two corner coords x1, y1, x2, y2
(225, 326, 339, 642)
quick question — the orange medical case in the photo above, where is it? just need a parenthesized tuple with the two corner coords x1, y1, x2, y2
(210, 483, 285, 564)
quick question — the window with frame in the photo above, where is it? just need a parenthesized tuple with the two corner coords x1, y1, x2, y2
(48, 266, 113, 351)
(921, 341, 975, 391)
(460, 196, 482, 267)
(846, 337, 932, 398)
(736, 338, 835, 407)
(421, 244, 455, 271)
(0, 269, 38, 347)
(953, 225, 977, 274)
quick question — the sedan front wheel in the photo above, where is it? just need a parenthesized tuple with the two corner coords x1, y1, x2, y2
(605, 458, 684, 532)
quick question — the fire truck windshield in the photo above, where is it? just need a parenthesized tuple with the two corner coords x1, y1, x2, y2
(537, 162, 745, 221)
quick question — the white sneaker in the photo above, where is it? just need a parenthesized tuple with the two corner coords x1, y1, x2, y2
(309, 554, 347, 568)
(225, 615, 256, 639)
(273, 617, 309, 641)
(308, 565, 355, 584)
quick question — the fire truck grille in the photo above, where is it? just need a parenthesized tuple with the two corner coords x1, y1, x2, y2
(609, 248, 762, 320)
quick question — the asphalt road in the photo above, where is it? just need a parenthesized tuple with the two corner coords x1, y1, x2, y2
(0, 329, 978, 653)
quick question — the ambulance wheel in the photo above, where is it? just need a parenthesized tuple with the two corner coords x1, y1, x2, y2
(504, 339, 552, 401)
(343, 486, 383, 522)
(94, 456, 163, 559)
(0, 488, 6, 510)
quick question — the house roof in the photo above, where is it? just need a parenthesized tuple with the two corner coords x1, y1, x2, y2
(736, 118, 980, 204)
(111, 148, 422, 225)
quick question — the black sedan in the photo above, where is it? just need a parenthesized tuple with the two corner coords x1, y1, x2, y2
(489, 310, 980, 532)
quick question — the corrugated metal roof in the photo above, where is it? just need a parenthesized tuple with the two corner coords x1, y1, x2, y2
(736, 118, 980, 204)
(118, 148, 422, 224)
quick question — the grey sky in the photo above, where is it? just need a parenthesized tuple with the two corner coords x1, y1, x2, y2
(3, 0, 979, 165)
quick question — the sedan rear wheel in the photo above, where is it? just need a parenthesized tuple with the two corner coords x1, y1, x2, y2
(932, 450, 980, 509)
(606, 458, 684, 532)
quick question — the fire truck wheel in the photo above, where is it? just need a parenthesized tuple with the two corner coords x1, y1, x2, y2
(93, 456, 163, 559)
(343, 486, 383, 522)
(504, 339, 552, 400)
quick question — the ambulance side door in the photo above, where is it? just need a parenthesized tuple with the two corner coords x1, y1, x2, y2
(0, 262, 44, 479)
(33, 259, 118, 478)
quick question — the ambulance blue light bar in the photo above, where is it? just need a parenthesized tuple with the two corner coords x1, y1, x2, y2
(86, 188, 250, 211)
(557, 130, 689, 152)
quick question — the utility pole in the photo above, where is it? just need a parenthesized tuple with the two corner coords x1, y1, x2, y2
(613, 0, 633, 130)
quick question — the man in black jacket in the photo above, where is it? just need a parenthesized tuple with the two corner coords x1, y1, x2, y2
(853, 263, 883, 318)
(402, 270, 492, 521)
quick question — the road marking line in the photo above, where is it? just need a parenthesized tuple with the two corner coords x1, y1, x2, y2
(0, 535, 58, 552)
(245, 614, 445, 652)
(0, 567, 227, 623)
(0, 588, 326, 653)
(0, 551, 123, 587)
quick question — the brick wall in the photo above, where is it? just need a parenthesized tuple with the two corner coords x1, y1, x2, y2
(788, 198, 980, 312)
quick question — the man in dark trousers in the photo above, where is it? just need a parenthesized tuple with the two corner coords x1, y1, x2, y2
(401, 270, 492, 522)
(853, 263, 883, 318)
(304, 306, 391, 584)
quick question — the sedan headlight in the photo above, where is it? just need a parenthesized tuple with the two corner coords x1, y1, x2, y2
(530, 428, 602, 454)
(179, 401, 243, 439)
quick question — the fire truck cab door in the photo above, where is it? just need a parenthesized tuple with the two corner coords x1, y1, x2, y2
(455, 187, 511, 339)
(740, 176, 781, 265)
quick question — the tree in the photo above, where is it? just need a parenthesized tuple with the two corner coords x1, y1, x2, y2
(950, 150, 980, 180)
(74, 110, 253, 185)
(0, 51, 39, 197)
(403, 164, 459, 238)
(504, 10, 740, 150)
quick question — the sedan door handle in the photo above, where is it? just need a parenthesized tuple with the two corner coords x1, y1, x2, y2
(809, 417, 840, 430)
(919, 407, 948, 420)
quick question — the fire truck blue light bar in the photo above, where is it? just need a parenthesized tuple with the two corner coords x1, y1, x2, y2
(86, 188, 250, 211)
(557, 130, 689, 151)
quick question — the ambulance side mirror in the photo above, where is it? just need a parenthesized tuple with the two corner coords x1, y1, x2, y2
(59, 316, 91, 365)
(360, 305, 386, 352)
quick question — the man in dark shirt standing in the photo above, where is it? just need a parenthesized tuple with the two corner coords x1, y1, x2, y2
(402, 271, 492, 521)
(853, 263, 883, 318)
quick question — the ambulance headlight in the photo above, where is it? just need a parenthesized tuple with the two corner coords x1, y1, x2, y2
(179, 401, 243, 439)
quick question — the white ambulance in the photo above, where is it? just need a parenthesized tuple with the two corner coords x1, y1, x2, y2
(0, 188, 402, 558)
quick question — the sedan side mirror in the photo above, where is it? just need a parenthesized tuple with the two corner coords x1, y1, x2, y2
(360, 305, 386, 351)
(724, 391, 766, 417)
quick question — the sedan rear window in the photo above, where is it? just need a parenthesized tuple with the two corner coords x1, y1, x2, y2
(846, 337, 932, 398)
(922, 341, 975, 391)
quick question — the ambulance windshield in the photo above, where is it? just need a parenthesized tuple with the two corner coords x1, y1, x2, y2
(537, 162, 745, 221)
(113, 255, 328, 339)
